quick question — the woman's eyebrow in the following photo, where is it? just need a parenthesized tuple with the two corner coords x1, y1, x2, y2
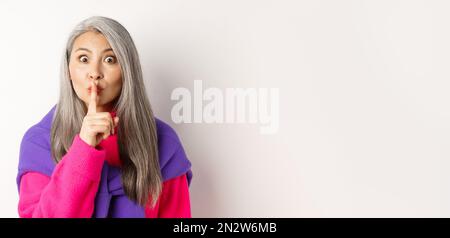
(75, 47, 113, 53)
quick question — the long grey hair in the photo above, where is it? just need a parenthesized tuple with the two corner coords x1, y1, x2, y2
(50, 16, 162, 207)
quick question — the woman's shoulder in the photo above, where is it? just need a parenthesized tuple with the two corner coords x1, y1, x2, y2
(154, 117, 192, 183)
(18, 106, 56, 182)
(154, 117, 185, 148)
(155, 117, 183, 156)
(21, 105, 56, 148)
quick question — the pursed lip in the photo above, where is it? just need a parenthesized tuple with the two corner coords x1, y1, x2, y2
(87, 88, 102, 94)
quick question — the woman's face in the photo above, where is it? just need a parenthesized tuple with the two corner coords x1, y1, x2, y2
(69, 31, 122, 112)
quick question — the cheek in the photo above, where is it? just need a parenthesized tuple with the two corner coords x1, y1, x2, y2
(106, 68, 123, 94)
(69, 64, 85, 85)
(107, 67, 122, 81)
(68, 64, 88, 100)
(110, 77, 123, 98)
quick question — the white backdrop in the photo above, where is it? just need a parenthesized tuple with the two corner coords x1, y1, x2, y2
(1, 0, 450, 217)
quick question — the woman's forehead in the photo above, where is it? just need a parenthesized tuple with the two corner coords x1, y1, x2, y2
(72, 31, 113, 53)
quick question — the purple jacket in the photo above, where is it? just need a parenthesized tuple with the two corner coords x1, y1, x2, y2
(17, 105, 192, 217)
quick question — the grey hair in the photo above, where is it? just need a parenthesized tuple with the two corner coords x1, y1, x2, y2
(51, 16, 162, 207)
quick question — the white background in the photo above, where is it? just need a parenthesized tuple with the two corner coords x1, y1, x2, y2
(1, 0, 450, 217)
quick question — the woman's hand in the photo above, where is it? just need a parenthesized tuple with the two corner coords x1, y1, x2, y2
(79, 81, 119, 147)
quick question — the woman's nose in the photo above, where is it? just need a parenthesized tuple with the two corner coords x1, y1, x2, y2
(88, 71, 103, 80)
(88, 64, 103, 80)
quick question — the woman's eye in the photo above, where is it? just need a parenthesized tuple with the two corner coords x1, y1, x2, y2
(79, 55, 88, 63)
(105, 56, 116, 64)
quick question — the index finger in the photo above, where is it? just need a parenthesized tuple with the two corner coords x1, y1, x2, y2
(88, 81, 98, 114)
